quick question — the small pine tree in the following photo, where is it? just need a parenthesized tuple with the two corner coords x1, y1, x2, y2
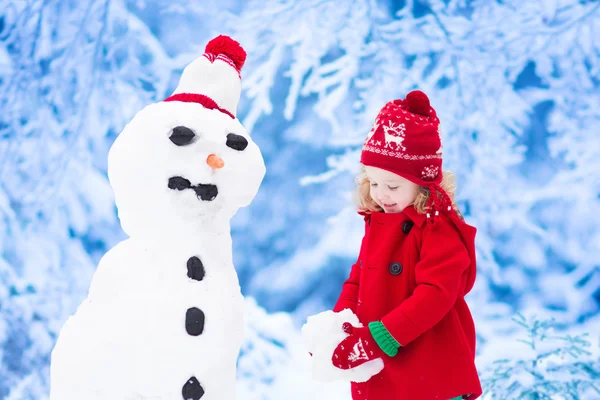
(481, 314, 600, 399)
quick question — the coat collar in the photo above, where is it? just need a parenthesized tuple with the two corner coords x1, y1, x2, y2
(401, 205, 428, 228)
(358, 205, 427, 227)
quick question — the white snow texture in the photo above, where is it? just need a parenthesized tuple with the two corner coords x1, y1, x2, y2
(302, 309, 384, 383)
(49, 48, 266, 400)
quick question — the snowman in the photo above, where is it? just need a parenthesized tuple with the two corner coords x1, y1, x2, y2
(49, 35, 265, 400)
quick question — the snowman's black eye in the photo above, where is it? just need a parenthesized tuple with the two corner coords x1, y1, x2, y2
(226, 133, 248, 151)
(169, 126, 196, 146)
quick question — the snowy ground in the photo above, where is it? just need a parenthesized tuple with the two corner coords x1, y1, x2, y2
(238, 299, 600, 400)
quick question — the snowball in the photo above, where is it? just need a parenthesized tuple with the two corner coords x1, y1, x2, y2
(301, 309, 384, 383)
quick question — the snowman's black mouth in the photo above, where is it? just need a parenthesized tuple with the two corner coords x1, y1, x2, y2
(168, 176, 218, 201)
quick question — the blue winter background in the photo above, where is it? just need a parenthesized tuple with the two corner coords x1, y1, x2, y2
(1, 0, 600, 399)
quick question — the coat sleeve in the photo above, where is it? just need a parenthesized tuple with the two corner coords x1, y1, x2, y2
(333, 233, 367, 314)
(333, 260, 361, 313)
(381, 220, 470, 346)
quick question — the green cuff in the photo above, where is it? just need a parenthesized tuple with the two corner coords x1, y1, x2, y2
(368, 321, 401, 357)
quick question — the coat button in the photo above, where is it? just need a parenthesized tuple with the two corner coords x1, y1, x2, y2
(402, 220, 414, 234)
(389, 262, 403, 275)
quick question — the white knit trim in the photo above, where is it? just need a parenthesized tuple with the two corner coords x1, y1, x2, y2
(362, 144, 442, 160)
(216, 54, 241, 78)
(203, 53, 241, 79)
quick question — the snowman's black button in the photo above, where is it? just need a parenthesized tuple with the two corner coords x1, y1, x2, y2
(185, 308, 205, 336)
(187, 256, 205, 281)
(182, 376, 205, 399)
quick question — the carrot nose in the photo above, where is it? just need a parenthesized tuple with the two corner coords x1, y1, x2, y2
(207, 154, 224, 169)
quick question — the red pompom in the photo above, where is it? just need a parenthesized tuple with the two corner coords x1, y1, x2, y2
(406, 90, 431, 116)
(205, 35, 247, 71)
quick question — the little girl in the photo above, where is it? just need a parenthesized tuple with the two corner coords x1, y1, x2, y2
(331, 90, 482, 399)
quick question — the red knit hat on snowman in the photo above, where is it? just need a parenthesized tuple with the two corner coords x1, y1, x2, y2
(361, 90, 454, 220)
(164, 35, 247, 118)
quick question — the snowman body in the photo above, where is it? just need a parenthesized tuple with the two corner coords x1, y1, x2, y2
(50, 38, 265, 400)
(52, 233, 244, 400)
(51, 232, 243, 400)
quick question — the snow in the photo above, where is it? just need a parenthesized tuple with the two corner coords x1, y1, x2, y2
(238, 298, 352, 400)
(302, 309, 384, 383)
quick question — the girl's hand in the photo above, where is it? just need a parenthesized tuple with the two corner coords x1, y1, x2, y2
(331, 323, 384, 370)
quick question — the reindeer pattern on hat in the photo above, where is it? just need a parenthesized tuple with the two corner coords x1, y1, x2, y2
(365, 119, 407, 152)
(382, 120, 406, 151)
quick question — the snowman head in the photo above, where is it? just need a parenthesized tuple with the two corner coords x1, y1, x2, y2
(107, 36, 265, 237)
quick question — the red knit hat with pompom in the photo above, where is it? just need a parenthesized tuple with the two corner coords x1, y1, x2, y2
(361, 90, 454, 218)
(164, 35, 247, 118)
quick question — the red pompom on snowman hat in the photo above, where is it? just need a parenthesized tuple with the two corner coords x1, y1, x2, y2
(204, 35, 246, 71)
(164, 35, 247, 118)
(361, 90, 455, 218)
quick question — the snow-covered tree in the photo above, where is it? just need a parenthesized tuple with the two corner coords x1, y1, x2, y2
(229, 0, 600, 328)
(0, 0, 173, 396)
(480, 314, 600, 399)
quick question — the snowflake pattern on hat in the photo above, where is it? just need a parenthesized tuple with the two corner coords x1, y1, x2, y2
(421, 165, 439, 181)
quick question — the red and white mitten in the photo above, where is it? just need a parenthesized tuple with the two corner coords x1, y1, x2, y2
(302, 310, 384, 383)
(332, 323, 384, 370)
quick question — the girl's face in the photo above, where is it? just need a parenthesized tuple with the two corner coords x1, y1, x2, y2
(365, 166, 420, 214)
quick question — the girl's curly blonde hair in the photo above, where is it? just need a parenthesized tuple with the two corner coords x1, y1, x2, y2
(354, 165, 463, 219)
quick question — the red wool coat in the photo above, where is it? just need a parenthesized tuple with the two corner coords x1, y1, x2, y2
(334, 206, 482, 400)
